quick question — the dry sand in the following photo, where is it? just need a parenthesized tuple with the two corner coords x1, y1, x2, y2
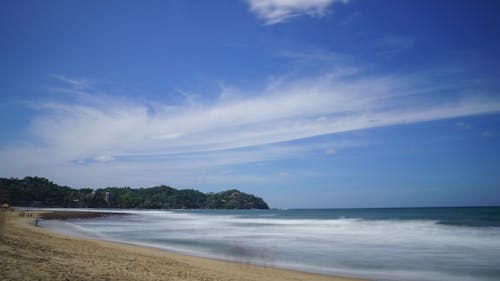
(0, 210, 369, 281)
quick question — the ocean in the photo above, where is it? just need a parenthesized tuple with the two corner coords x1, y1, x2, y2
(39, 207, 500, 281)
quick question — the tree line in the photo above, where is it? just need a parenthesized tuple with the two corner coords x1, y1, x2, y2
(0, 177, 269, 209)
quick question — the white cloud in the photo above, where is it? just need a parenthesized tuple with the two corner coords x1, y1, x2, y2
(94, 154, 115, 162)
(51, 74, 90, 90)
(247, 0, 348, 25)
(325, 148, 336, 155)
(1, 68, 500, 188)
(16, 73, 500, 159)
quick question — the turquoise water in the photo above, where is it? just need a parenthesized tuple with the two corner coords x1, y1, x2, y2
(40, 207, 500, 281)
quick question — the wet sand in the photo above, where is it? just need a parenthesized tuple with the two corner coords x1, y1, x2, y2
(0, 210, 369, 281)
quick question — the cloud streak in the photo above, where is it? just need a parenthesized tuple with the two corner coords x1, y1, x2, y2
(17, 71, 500, 159)
(247, 0, 348, 25)
(51, 74, 90, 90)
(1, 67, 500, 187)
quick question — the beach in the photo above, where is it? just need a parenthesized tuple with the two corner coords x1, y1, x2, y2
(0, 210, 367, 281)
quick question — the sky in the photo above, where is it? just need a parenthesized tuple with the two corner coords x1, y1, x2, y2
(1, 0, 499, 208)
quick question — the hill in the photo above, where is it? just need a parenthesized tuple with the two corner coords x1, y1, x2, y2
(0, 177, 269, 209)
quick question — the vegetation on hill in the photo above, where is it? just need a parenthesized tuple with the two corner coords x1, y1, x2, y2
(0, 177, 269, 209)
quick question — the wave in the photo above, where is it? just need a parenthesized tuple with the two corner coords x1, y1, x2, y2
(40, 208, 500, 281)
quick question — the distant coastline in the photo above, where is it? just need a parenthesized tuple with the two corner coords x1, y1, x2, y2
(0, 176, 269, 209)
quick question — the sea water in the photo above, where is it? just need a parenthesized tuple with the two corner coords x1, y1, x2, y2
(40, 207, 500, 281)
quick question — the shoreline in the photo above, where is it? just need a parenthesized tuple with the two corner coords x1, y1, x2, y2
(0, 210, 369, 281)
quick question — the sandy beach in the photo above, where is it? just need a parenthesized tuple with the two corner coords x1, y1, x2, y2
(0, 210, 368, 281)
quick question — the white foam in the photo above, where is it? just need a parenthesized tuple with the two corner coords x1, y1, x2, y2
(40, 209, 500, 281)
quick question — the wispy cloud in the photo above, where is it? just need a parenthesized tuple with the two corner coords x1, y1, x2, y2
(31, 70, 500, 162)
(15, 72, 500, 159)
(455, 122, 471, 130)
(481, 130, 495, 137)
(51, 74, 90, 90)
(1, 67, 500, 187)
(324, 148, 336, 155)
(273, 171, 289, 177)
(247, 0, 349, 25)
(94, 154, 115, 162)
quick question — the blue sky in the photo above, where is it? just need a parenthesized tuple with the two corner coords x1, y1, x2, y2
(1, 0, 499, 208)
